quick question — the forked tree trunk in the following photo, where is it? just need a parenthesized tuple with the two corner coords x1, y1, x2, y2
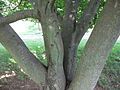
(0, 0, 120, 90)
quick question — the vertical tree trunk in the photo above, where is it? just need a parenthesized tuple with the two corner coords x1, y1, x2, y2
(40, 8, 66, 89)
(62, 31, 84, 84)
(68, 0, 120, 90)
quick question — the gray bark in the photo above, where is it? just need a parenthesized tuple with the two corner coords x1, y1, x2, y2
(0, 0, 66, 89)
(0, 0, 120, 90)
(0, 25, 47, 87)
(41, 17, 66, 90)
(68, 0, 120, 90)
(62, 0, 101, 83)
(74, 0, 101, 44)
(39, 1, 66, 90)
(0, 10, 38, 25)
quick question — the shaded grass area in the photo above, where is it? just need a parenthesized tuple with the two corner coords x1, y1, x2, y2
(0, 40, 120, 89)
(98, 43, 120, 90)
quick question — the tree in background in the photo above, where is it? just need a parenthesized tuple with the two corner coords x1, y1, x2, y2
(0, 0, 120, 90)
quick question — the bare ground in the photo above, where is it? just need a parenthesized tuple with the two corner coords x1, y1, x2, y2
(0, 72, 42, 90)
(0, 71, 105, 90)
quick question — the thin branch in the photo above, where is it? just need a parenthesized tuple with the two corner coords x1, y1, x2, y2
(50, 0, 56, 10)
(50, 0, 64, 24)
(13, 0, 23, 10)
(0, 9, 38, 25)
(62, 0, 80, 34)
(73, 0, 101, 44)
(78, 0, 101, 24)
(65, 0, 79, 18)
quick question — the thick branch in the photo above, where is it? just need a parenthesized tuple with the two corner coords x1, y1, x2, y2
(62, 0, 101, 84)
(0, 24, 47, 86)
(0, 9, 38, 25)
(40, 9, 66, 90)
(62, 0, 80, 84)
(68, 0, 120, 90)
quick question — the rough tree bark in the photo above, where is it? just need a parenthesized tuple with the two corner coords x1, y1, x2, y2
(0, 25, 47, 86)
(62, 0, 101, 83)
(0, 0, 120, 90)
(68, 0, 120, 90)
(36, 0, 66, 89)
(40, 6, 66, 90)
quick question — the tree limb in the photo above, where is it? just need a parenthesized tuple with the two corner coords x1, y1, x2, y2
(62, 0, 80, 47)
(40, 5, 66, 89)
(0, 9, 38, 25)
(64, 0, 80, 31)
(61, 0, 80, 83)
(0, 24, 47, 86)
(49, 0, 56, 10)
(68, 0, 120, 89)
(73, 0, 101, 44)
(63, 0, 101, 81)
(62, 0, 101, 85)
(65, 0, 79, 18)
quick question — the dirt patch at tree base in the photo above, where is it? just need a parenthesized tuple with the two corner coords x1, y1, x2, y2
(0, 71, 42, 90)
(0, 72, 104, 90)
(0, 76, 42, 90)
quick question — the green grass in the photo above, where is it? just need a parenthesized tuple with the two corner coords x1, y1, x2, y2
(0, 40, 46, 80)
(98, 42, 120, 90)
(0, 40, 120, 89)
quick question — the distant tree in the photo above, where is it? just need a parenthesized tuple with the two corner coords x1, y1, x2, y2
(0, 0, 120, 90)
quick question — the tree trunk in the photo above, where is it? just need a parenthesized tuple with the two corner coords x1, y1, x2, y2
(40, 7, 66, 89)
(0, 0, 120, 90)
(62, 32, 83, 85)
(62, 0, 101, 84)
(68, 0, 120, 90)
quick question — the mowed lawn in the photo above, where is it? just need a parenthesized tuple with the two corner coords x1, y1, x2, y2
(0, 39, 120, 89)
